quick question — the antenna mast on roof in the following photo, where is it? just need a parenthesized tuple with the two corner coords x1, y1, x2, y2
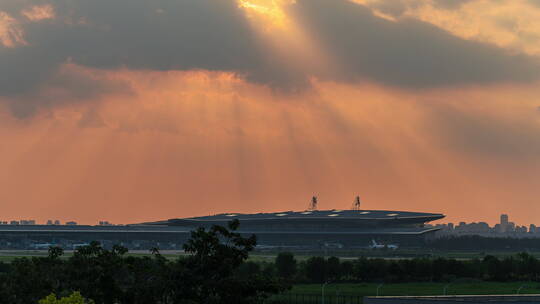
(353, 196, 361, 210)
(309, 196, 318, 211)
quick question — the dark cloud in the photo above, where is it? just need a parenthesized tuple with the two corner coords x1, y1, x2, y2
(528, 0, 540, 8)
(432, 0, 473, 10)
(1, 0, 540, 116)
(6, 64, 130, 118)
(362, 0, 410, 18)
(0, 0, 265, 96)
(292, 0, 540, 88)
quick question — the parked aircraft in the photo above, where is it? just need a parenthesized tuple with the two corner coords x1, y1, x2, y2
(369, 239, 398, 250)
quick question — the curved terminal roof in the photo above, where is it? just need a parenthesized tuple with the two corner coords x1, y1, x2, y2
(189, 209, 443, 220)
(161, 209, 445, 223)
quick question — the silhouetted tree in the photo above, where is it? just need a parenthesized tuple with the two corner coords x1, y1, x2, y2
(275, 252, 297, 279)
(304, 257, 326, 283)
(326, 257, 341, 281)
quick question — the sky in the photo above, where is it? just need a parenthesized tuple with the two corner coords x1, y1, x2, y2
(1, 0, 540, 225)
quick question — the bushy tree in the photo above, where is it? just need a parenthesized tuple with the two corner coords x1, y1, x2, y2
(275, 252, 297, 279)
(304, 257, 326, 283)
(173, 219, 287, 304)
(326, 257, 341, 281)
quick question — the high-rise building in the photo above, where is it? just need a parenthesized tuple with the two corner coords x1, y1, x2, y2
(500, 214, 509, 233)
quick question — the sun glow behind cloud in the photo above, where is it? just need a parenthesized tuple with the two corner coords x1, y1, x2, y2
(21, 4, 55, 22)
(238, 0, 293, 29)
(0, 4, 55, 48)
(0, 11, 26, 47)
(237, 0, 335, 84)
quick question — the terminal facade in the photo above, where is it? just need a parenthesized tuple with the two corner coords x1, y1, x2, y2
(0, 209, 445, 250)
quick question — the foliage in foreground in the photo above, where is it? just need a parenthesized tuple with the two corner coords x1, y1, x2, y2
(0, 220, 288, 304)
(39, 292, 94, 304)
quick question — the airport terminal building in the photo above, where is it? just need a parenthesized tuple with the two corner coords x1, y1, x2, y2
(145, 209, 444, 248)
(0, 209, 444, 250)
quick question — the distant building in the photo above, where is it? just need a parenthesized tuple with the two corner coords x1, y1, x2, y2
(143, 209, 445, 247)
(9, 221, 19, 225)
(435, 213, 540, 238)
(500, 214, 509, 232)
(508, 222, 516, 232)
(47, 220, 53, 225)
(54, 220, 60, 225)
(66, 221, 78, 226)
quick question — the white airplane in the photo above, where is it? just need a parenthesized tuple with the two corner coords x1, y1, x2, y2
(31, 243, 54, 249)
(369, 239, 398, 250)
(323, 242, 344, 249)
(72, 243, 90, 249)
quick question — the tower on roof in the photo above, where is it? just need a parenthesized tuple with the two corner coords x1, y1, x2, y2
(309, 196, 318, 211)
(353, 196, 361, 210)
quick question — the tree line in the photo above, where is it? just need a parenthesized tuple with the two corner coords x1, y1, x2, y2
(2, 221, 540, 303)
(265, 251, 540, 284)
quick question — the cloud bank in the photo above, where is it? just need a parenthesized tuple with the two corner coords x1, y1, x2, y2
(1, 0, 540, 116)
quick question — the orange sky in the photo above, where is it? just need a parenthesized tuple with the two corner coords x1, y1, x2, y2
(1, 0, 540, 225)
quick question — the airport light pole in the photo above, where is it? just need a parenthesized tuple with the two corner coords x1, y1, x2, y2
(517, 283, 530, 294)
(443, 283, 451, 295)
(322, 281, 331, 304)
(376, 283, 384, 297)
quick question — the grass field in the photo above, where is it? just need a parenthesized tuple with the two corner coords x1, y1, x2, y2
(269, 282, 540, 304)
(1, 249, 540, 263)
(0, 250, 187, 262)
(1, 248, 540, 264)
